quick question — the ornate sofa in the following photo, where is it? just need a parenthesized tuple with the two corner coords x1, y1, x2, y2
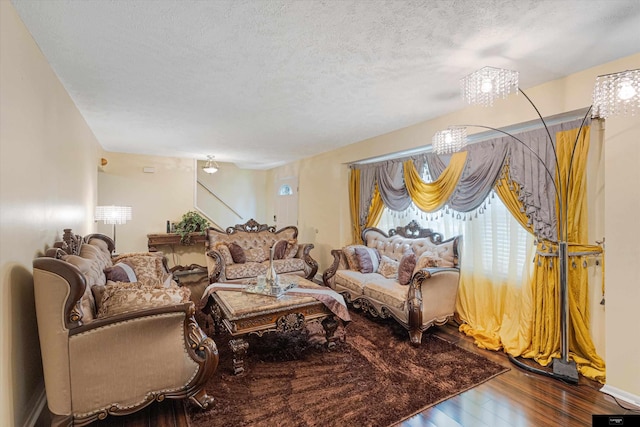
(204, 219, 318, 283)
(32, 229, 219, 426)
(323, 221, 461, 345)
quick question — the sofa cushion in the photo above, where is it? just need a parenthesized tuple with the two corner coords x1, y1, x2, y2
(334, 270, 372, 295)
(97, 282, 191, 319)
(353, 246, 380, 273)
(225, 262, 266, 280)
(398, 252, 416, 285)
(104, 261, 137, 283)
(245, 247, 266, 263)
(228, 242, 246, 263)
(263, 258, 306, 274)
(377, 255, 399, 279)
(362, 279, 408, 311)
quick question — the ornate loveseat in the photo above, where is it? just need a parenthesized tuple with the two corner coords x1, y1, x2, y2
(204, 219, 318, 283)
(323, 221, 461, 345)
(32, 230, 219, 426)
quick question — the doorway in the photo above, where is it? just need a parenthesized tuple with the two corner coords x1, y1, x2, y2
(274, 176, 298, 230)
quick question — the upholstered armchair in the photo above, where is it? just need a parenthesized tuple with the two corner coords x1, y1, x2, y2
(33, 230, 219, 426)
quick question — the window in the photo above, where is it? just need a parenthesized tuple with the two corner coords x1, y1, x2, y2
(379, 193, 533, 282)
(278, 184, 293, 196)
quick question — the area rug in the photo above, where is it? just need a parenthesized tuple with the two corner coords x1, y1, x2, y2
(188, 310, 508, 427)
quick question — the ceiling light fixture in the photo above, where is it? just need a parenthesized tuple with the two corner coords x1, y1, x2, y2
(202, 155, 219, 174)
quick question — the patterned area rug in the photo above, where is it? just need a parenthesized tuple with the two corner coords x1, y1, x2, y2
(188, 310, 508, 427)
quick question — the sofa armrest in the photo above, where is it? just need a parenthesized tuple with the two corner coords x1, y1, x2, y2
(205, 249, 225, 283)
(295, 243, 318, 280)
(322, 249, 349, 288)
(406, 267, 460, 345)
(67, 303, 219, 418)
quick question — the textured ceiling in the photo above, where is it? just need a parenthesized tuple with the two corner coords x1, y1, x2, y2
(10, 0, 640, 169)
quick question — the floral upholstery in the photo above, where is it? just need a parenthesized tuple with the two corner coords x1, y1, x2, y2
(97, 282, 191, 318)
(204, 219, 318, 283)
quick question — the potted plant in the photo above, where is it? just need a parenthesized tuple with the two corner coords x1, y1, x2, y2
(174, 210, 210, 244)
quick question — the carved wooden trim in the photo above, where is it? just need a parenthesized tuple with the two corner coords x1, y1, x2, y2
(407, 270, 429, 346)
(226, 218, 276, 234)
(300, 243, 318, 279)
(363, 220, 444, 242)
(322, 249, 343, 287)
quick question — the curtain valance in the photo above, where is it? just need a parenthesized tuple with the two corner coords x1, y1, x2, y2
(350, 117, 590, 243)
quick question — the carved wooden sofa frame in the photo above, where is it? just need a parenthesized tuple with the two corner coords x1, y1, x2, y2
(33, 230, 219, 426)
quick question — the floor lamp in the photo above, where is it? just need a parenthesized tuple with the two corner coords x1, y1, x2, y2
(433, 66, 639, 383)
(95, 205, 132, 253)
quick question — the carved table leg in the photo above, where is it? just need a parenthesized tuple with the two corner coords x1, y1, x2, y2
(229, 338, 249, 375)
(321, 316, 339, 349)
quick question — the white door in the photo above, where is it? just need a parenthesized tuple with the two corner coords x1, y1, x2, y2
(274, 176, 298, 230)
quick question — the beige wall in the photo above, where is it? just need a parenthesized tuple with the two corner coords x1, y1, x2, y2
(98, 152, 269, 269)
(0, 3, 101, 426)
(271, 54, 640, 397)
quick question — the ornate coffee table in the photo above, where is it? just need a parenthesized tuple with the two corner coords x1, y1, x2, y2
(202, 275, 342, 375)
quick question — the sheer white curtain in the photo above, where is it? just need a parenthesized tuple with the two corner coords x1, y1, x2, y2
(379, 192, 535, 283)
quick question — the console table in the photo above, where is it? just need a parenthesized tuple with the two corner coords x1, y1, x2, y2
(146, 232, 207, 252)
(147, 233, 208, 274)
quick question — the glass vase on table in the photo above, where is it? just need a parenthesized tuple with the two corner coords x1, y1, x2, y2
(265, 245, 278, 294)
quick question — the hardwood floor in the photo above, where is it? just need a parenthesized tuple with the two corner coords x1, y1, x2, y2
(37, 322, 639, 427)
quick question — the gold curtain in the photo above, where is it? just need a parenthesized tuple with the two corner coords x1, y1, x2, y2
(403, 151, 468, 212)
(522, 126, 606, 381)
(349, 168, 363, 243)
(458, 125, 605, 382)
(349, 169, 386, 244)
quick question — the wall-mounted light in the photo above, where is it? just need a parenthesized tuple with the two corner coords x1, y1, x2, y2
(202, 155, 219, 174)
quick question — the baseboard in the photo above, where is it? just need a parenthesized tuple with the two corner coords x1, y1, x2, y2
(600, 384, 640, 408)
(22, 381, 46, 427)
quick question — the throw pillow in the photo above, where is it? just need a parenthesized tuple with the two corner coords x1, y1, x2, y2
(377, 255, 400, 279)
(284, 239, 298, 259)
(342, 245, 367, 270)
(353, 246, 380, 274)
(228, 242, 246, 264)
(214, 242, 234, 265)
(97, 282, 191, 319)
(112, 254, 166, 287)
(104, 261, 137, 282)
(398, 251, 417, 285)
(273, 239, 289, 259)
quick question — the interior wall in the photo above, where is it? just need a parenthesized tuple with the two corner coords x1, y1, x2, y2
(0, 3, 101, 426)
(271, 53, 640, 397)
(98, 152, 269, 269)
(196, 160, 269, 230)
